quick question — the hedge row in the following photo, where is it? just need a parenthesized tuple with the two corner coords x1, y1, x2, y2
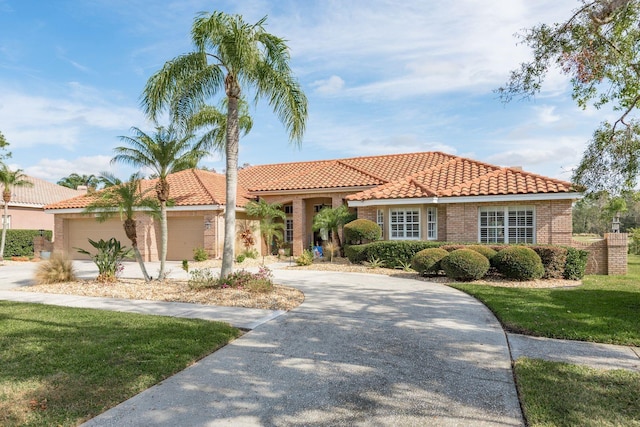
(345, 240, 588, 280)
(3, 229, 53, 257)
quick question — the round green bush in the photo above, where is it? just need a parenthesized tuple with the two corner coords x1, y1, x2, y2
(493, 246, 545, 280)
(466, 245, 497, 261)
(411, 248, 449, 275)
(343, 219, 382, 244)
(440, 249, 490, 281)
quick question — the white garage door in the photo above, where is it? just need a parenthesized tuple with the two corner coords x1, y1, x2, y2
(167, 217, 204, 261)
(66, 218, 128, 260)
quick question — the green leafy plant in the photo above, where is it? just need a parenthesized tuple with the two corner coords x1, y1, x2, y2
(296, 249, 314, 266)
(34, 252, 76, 284)
(396, 260, 414, 272)
(411, 248, 449, 275)
(75, 238, 133, 283)
(364, 256, 385, 269)
(182, 259, 189, 273)
(441, 249, 490, 281)
(236, 254, 246, 263)
(187, 268, 218, 289)
(242, 248, 259, 259)
(193, 247, 208, 262)
(493, 246, 545, 281)
(564, 247, 589, 280)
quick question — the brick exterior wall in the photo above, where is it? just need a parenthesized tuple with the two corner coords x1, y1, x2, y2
(571, 233, 628, 275)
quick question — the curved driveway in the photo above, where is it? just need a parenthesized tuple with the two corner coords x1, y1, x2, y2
(84, 268, 523, 426)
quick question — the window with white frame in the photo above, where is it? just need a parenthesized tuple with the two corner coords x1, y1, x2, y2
(426, 207, 437, 240)
(285, 219, 293, 243)
(390, 209, 420, 239)
(376, 209, 384, 238)
(479, 206, 535, 243)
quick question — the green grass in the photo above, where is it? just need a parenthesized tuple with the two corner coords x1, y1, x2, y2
(0, 301, 240, 427)
(515, 358, 640, 427)
(450, 255, 640, 345)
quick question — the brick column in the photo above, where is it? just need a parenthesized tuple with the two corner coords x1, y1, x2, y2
(605, 233, 628, 275)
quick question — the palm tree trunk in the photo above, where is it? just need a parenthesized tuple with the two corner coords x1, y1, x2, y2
(133, 246, 151, 282)
(159, 201, 168, 280)
(0, 201, 7, 261)
(221, 93, 240, 278)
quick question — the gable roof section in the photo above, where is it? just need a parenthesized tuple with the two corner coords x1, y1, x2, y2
(45, 169, 253, 211)
(9, 176, 85, 207)
(345, 155, 576, 202)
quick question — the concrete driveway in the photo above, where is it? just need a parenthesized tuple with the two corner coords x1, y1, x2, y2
(84, 268, 523, 426)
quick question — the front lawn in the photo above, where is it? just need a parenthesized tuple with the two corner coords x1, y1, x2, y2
(0, 301, 240, 427)
(515, 358, 640, 427)
(450, 255, 640, 346)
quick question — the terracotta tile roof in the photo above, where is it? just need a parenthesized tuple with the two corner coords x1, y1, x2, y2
(346, 155, 577, 201)
(8, 176, 85, 207)
(238, 152, 458, 192)
(45, 169, 253, 210)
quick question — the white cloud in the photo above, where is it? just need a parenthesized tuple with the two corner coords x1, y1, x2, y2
(311, 75, 345, 96)
(25, 156, 118, 182)
(534, 106, 561, 124)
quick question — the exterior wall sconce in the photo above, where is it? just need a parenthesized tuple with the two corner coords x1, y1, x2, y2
(204, 220, 212, 230)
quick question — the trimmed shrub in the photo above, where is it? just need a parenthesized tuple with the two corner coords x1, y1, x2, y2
(466, 245, 497, 261)
(493, 246, 544, 280)
(440, 244, 467, 252)
(5, 229, 53, 257)
(364, 240, 445, 268)
(236, 254, 246, 263)
(564, 247, 588, 280)
(441, 249, 490, 281)
(343, 219, 382, 244)
(344, 244, 368, 264)
(411, 248, 449, 275)
(530, 246, 567, 279)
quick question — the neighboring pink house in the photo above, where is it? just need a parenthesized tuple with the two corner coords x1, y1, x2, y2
(46, 152, 586, 262)
(2, 175, 84, 233)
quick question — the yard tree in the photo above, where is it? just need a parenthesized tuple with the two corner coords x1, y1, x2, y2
(142, 11, 307, 278)
(112, 126, 207, 280)
(244, 199, 286, 261)
(497, 0, 640, 194)
(57, 173, 100, 191)
(0, 166, 32, 260)
(312, 205, 352, 249)
(83, 172, 160, 282)
(0, 130, 10, 162)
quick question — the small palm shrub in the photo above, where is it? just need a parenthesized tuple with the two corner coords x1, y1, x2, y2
(35, 252, 76, 284)
(296, 249, 314, 266)
(493, 246, 545, 280)
(441, 249, 490, 281)
(343, 219, 381, 244)
(193, 247, 208, 262)
(76, 237, 132, 283)
(411, 248, 449, 275)
(466, 245, 497, 262)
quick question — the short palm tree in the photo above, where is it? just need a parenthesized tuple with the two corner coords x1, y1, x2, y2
(244, 199, 286, 262)
(111, 126, 206, 280)
(142, 11, 307, 278)
(0, 166, 33, 260)
(312, 205, 352, 250)
(83, 172, 159, 282)
(57, 173, 99, 190)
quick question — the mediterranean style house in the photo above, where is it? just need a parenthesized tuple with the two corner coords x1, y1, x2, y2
(45, 151, 582, 261)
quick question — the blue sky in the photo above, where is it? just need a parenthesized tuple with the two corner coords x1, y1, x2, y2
(0, 0, 609, 183)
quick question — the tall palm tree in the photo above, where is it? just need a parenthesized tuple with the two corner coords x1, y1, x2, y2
(111, 126, 206, 279)
(245, 199, 286, 262)
(83, 172, 160, 282)
(57, 173, 99, 190)
(142, 11, 307, 278)
(0, 166, 33, 260)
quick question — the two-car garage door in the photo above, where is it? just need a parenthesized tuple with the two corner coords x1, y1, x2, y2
(65, 216, 204, 261)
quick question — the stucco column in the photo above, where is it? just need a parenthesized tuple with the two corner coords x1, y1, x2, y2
(292, 198, 306, 256)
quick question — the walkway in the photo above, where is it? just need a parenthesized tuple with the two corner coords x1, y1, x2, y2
(1, 261, 638, 425)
